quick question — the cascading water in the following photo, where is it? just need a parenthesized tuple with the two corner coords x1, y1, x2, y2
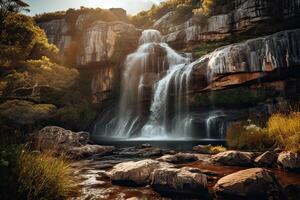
(96, 29, 227, 140)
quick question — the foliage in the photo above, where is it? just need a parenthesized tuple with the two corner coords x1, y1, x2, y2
(0, 0, 29, 24)
(34, 11, 65, 23)
(227, 108, 300, 152)
(266, 112, 300, 153)
(18, 150, 78, 200)
(226, 121, 274, 150)
(0, 13, 58, 69)
(0, 146, 78, 200)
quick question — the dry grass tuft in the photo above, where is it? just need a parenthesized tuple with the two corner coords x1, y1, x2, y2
(18, 150, 79, 200)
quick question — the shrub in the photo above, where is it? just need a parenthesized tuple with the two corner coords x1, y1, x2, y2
(18, 150, 78, 200)
(208, 145, 227, 154)
(226, 121, 274, 150)
(267, 112, 300, 153)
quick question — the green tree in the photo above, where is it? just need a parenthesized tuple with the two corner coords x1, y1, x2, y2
(0, 0, 29, 24)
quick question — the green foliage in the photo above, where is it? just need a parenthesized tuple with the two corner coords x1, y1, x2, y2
(0, 13, 58, 69)
(0, 0, 30, 24)
(193, 87, 267, 108)
(34, 11, 66, 23)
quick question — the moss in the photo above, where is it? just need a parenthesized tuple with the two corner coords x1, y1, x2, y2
(193, 87, 268, 108)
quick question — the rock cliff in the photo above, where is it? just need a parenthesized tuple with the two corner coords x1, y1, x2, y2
(153, 0, 300, 49)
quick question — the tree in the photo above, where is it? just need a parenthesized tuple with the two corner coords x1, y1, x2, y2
(0, 0, 29, 24)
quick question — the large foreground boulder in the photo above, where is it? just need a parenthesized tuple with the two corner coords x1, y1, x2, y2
(32, 126, 114, 158)
(157, 153, 198, 164)
(109, 159, 171, 186)
(151, 167, 210, 198)
(277, 151, 300, 170)
(214, 168, 286, 200)
(212, 151, 253, 166)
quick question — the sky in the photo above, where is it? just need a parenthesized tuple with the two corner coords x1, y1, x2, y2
(25, 0, 164, 16)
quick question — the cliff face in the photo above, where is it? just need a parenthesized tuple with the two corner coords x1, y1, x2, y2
(38, 9, 141, 104)
(37, 2, 300, 110)
(153, 0, 300, 49)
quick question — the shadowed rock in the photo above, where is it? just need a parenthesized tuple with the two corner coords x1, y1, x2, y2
(278, 151, 300, 170)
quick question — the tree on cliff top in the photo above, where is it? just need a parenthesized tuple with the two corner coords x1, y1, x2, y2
(0, 0, 29, 24)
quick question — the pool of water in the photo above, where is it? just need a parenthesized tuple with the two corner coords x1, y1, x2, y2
(92, 136, 226, 151)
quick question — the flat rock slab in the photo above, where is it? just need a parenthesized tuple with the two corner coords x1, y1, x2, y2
(212, 151, 254, 167)
(109, 159, 172, 186)
(157, 152, 198, 164)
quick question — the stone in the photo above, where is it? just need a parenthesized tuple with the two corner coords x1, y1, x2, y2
(68, 144, 115, 158)
(151, 167, 210, 198)
(157, 153, 198, 164)
(212, 150, 254, 166)
(277, 151, 300, 170)
(109, 159, 171, 186)
(118, 146, 163, 157)
(254, 151, 277, 167)
(214, 168, 286, 200)
(32, 126, 114, 158)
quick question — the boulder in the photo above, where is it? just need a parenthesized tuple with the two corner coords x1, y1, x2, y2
(33, 126, 114, 158)
(109, 159, 171, 186)
(157, 153, 198, 164)
(277, 151, 300, 170)
(254, 151, 277, 167)
(214, 168, 286, 200)
(151, 167, 210, 198)
(212, 151, 253, 166)
(193, 144, 213, 154)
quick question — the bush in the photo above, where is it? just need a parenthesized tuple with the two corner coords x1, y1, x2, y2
(226, 121, 274, 150)
(0, 146, 78, 200)
(227, 110, 300, 152)
(267, 112, 300, 153)
(18, 150, 78, 200)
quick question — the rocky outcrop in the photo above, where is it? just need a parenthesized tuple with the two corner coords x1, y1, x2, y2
(277, 151, 300, 170)
(151, 167, 209, 198)
(154, 0, 300, 48)
(188, 29, 300, 91)
(214, 168, 286, 200)
(79, 21, 140, 66)
(212, 151, 254, 166)
(32, 126, 114, 158)
(109, 159, 171, 186)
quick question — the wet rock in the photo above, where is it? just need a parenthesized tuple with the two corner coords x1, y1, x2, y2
(254, 151, 277, 167)
(214, 168, 286, 200)
(68, 145, 115, 158)
(109, 159, 171, 186)
(151, 167, 210, 198)
(118, 146, 163, 157)
(157, 153, 198, 164)
(278, 151, 300, 170)
(212, 151, 254, 166)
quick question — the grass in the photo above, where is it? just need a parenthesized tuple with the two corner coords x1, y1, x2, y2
(227, 110, 300, 152)
(267, 112, 300, 153)
(0, 146, 79, 200)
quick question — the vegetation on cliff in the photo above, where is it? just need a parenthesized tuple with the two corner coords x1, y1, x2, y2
(227, 109, 300, 153)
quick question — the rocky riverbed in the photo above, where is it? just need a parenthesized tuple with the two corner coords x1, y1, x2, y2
(31, 126, 300, 200)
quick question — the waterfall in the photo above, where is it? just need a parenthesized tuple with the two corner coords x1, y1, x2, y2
(97, 29, 227, 139)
